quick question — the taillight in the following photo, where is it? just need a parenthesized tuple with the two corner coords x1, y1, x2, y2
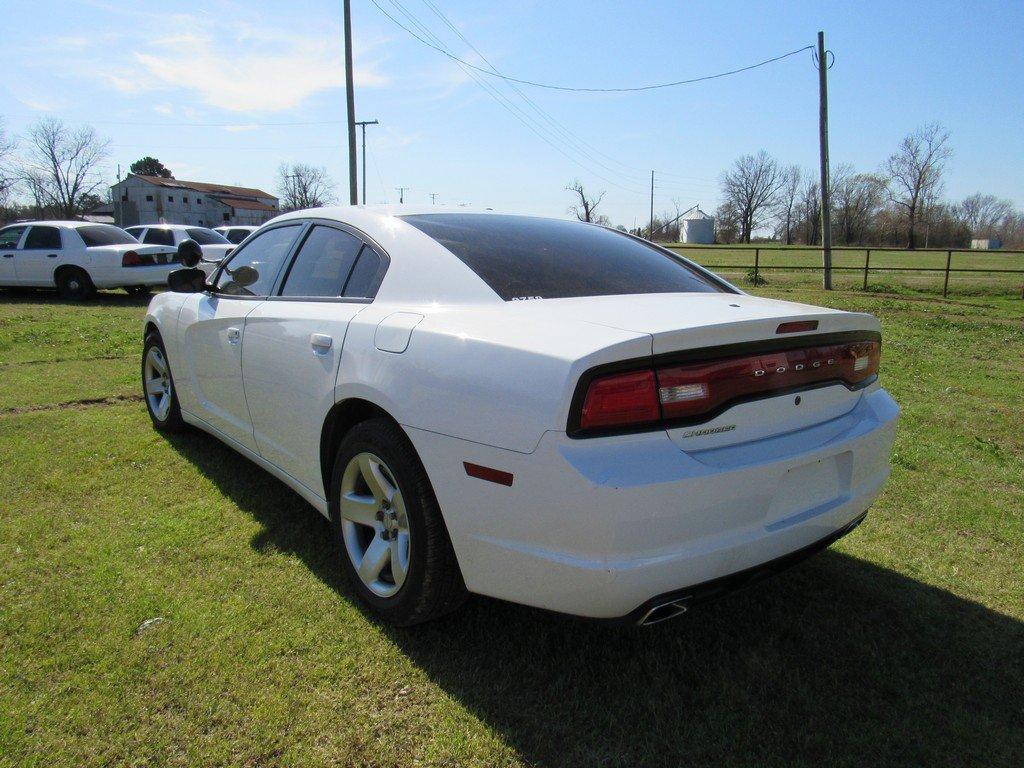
(579, 369, 660, 430)
(122, 250, 142, 267)
(572, 338, 880, 435)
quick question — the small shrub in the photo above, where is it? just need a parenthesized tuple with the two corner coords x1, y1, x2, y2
(745, 268, 768, 286)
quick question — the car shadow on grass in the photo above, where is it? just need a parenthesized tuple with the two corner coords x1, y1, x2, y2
(164, 429, 1024, 768)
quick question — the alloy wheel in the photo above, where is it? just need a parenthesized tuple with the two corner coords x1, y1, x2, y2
(144, 346, 172, 421)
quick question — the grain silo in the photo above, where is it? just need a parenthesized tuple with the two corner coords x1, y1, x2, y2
(679, 207, 715, 244)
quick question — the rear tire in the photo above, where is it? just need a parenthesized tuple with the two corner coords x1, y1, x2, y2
(330, 417, 467, 626)
(55, 267, 96, 301)
(142, 332, 186, 431)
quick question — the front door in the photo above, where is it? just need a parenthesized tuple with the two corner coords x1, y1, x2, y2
(0, 225, 28, 284)
(178, 223, 306, 452)
(18, 225, 65, 286)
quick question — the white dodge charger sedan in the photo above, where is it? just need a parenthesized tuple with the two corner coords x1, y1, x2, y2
(0, 221, 178, 299)
(142, 208, 899, 626)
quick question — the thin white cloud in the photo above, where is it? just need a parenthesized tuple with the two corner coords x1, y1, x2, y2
(219, 124, 259, 133)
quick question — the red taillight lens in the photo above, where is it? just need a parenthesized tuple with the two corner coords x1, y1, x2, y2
(579, 369, 660, 430)
(572, 338, 881, 434)
(656, 340, 881, 420)
(121, 250, 142, 267)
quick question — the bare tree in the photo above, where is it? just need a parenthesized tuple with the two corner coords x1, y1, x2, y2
(565, 179, 606, 223)
(19, 118, 109, 219)
(0, 118, 16, 209)
(720, 151, 785, 243)
(884, 123, 952, 248)
(774, 165, 802, 245)
(832, 165, 886, 245)
(796, 177, 821, 245)
(958, 193, 1014, 239)
(277, 163, 338, 211)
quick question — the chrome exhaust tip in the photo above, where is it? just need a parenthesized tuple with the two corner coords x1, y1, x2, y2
(637, 599, 689, 626)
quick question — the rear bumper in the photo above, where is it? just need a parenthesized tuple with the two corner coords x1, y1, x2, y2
(407, 386, 899, 619)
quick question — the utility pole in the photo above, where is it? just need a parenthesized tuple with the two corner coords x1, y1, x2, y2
(354, 119, 378, 205)
(396, 187, 408, 204)
(648, 171, 655, 241)
(430, 193, 438, 205)
(817, 30, 833, 290)
(343, 0, 358, 205)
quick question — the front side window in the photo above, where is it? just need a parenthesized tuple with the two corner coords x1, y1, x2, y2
(24, 226, 62, 249)
(226, 229, 248, 244)
(215, 224, 302, 297)
(78, 225, 137, 246)
(143, 228, 175, 246)
(400, 214, 727, 301)
(186, 227, 230, 245)
(0, 226, 27, 249)
(280, 226, 364, 297)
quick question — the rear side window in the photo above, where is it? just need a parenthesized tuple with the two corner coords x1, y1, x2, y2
(280, 226, 363, 297)
(343, 247, 383, 298)
(25, 226, 62, 249)
(144, 229, 175, 246)
(226, 229, 248, 244)
(400, 214, 725, 301)
(216, 224, 302, 297)
(77, 225, 137, 246)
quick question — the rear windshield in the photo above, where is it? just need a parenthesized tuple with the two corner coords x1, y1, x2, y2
(400, 214, 726, 301)
(77, 225, 137, 246)
(186, 227, 231, 245)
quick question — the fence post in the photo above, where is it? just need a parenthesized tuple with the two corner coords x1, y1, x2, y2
(863, 249, 870, 291)
(754, 248, 759, 285)
(942, 250, 952, 297)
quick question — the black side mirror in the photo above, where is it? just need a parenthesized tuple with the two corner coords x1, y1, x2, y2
(167, 268, 207, 293)
(176, 238, 203, 267)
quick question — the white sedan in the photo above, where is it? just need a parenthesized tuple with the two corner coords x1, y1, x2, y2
(0, 221, 178, 300)
(124, 224, 234, 274)
(214, 225, 259, 244)
(142, 208, 899, 626)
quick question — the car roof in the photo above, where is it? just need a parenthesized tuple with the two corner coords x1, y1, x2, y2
(1, 220, 106, 229)
(132, 224, 212, 231)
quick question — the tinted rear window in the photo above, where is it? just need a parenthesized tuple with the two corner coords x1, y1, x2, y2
(400, 214, 725, 301)
(78, 225, 137, 246)
(187, 227, 230, 245)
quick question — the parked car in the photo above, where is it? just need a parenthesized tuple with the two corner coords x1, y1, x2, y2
(0, 221, 179, 299)
(214, 225, 259, 244)
(124, 225, 233, 274)
(142, 208, 899, 626)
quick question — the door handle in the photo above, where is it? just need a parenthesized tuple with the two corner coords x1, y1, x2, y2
(46, 253, 58, 258)
(310, 333, 333, 354)
(227, 327, 241, 344)
(1, 254, 13, 258)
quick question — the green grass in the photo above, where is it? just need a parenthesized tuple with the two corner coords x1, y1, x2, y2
(1, 286, 1022, 767)
(664, 243, 1024, 296)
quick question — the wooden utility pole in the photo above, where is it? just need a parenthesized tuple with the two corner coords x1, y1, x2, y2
(343, 0, 358, 205)
(355, 119, 378, 205)
(396, 187, 409, 204)
(649, 171, 655, 240)
(817, 30, 833, 289)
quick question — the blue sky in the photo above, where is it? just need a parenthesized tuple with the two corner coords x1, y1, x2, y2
(4, 0, 1023, 225)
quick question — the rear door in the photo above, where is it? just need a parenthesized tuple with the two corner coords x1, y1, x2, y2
(242, 222, 387, 496)
(18, 225, 65, 285)
(0, 226, 28, 284)
(178, 223, 305, 451)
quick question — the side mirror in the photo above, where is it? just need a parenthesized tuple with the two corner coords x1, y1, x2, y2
(229, 265, 259, 287)
(176, 238, 203, 267)
(167, 267, 207, 293)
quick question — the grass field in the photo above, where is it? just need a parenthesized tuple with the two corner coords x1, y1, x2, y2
(1, 286, 1022, 767)
(664, 243, 1024, 296)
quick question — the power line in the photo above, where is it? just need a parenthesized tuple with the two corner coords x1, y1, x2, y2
(369, 0, 812, 93)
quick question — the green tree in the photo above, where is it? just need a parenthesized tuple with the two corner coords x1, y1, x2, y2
(129, 156, 173, 179)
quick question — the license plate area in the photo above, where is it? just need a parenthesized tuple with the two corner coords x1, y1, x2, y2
(765, 452, 852, 530)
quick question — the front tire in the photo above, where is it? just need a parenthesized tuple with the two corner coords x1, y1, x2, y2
(330, 418, 466, 626)
(142, 333, 186, 431)
(125, 285, 152, 297)
(55, 266, 96, 301)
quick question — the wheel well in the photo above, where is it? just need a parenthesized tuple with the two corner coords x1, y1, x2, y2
(53, 263, 89, 283)
(320, 398, 396, 498)
(144, 321, 159, 341)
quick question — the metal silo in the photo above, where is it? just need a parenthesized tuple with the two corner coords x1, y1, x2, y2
(680, 207, 715, 244)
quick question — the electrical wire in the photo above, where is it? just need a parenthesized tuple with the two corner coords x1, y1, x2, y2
(369, 0, 812, 93)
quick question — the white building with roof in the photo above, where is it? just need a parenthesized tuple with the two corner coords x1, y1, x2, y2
(109, 175, 279, 228)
